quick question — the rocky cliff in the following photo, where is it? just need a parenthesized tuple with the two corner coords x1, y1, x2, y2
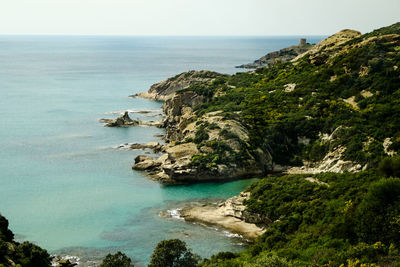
(133, 88, 271, 183)
(134, 70, 225, 101)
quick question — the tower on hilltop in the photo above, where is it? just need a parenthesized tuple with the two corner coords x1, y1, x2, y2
(299, 38, 307, 46)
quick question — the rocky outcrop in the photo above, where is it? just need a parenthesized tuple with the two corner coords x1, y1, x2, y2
(133, 155, 161, 171)
(236, 43, 313, 69)
(134, 70, 224, 101)
(129, 142, 164, 152)
(179, 192, 267, 240)
(101, 111, 139, 127)
(132, 89, 271, 183)
(100, 111, 162, 127)
(285, 127, 364, 174)
(57, 259, 77, 267)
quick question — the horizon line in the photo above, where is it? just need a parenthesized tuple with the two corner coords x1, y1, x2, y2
(0, 33, 330, 37)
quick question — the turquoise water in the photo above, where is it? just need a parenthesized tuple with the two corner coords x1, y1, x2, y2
(0, 35, 324, 265)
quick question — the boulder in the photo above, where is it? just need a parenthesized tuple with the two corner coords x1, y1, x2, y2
(132, 160, 161, 170)
(134, 155, 153, 163)
(57, 260, 77, 267)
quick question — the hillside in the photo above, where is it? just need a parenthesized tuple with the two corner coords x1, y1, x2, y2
(129, 22, 400, 265)
(195, 22, 400, 266)
(132, 22, 400, 184)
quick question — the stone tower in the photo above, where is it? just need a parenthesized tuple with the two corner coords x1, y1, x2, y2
(299, 38, 307, 47)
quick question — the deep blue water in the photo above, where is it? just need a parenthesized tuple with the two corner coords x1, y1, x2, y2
(0, 35, 324, 265)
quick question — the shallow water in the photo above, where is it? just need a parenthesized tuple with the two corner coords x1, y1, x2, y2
(0, 35, 324, 265)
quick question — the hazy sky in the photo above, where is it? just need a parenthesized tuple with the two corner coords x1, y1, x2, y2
(0, 0, 399, 35)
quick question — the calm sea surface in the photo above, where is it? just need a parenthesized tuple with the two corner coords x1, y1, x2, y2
(0, 35, 324, 265)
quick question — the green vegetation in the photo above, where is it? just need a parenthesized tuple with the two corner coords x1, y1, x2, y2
(378, 155, 400, 177)
(149, 239, 200, 267)
(184, 22, 400, 170)
(0, 214, 51, 267)
(201, 168, 400, 266)
(194, 123, 210, 144)
(184, 22, 400, 266)
(99, 251, 132, 267)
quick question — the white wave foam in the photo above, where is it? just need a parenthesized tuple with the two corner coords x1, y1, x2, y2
(222, 231, 243, 238)
(166, 208, 183, 220)
(113, 143, 134, 150)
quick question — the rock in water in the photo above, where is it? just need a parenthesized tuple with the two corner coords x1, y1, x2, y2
(104, 111, 139, 127)
(57, 259, 77, 267)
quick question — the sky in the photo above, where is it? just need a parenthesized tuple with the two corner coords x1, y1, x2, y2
(0, 0, 399, 36)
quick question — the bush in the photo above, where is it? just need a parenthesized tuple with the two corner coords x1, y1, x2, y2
(356, 178, 400, 245)
(149, 239, 200, 267)
(251, 252, 292, 267)
(99, 251, 132, 267)
(378, 156, 400, 177)
(194, 125, 209, 144)
(14, 241, 51, 267)
(0, 214, 14, 242)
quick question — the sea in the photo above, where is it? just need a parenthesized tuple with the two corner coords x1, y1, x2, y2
(0, 35, 324, 266)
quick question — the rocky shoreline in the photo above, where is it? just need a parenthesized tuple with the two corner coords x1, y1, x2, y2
(177, 192, 266, 240)
(129, 76, 272, 183)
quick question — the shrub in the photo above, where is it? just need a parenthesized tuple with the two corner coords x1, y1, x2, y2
(378, 156, 400, 177)
(194, 125, 209, 144)
(149, 239, 200, 267)
(99, 251, 132, 267)
(355, 178, 400, 245)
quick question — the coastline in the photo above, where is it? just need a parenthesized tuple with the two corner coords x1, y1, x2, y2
(180, 205, 265, 241)
(163, 192, 266, 241)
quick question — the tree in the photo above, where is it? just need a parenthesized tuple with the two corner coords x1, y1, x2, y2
(356, 178, 400, 245)
(149, 239, 200, 267)
(15, 241, 51, 267)
(378, 156, 400, 177)
(0, 214, 14, 242)
(99, 251, 132, 267)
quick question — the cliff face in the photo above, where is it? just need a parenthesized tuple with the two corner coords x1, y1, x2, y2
(133, 88, 271, 183)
